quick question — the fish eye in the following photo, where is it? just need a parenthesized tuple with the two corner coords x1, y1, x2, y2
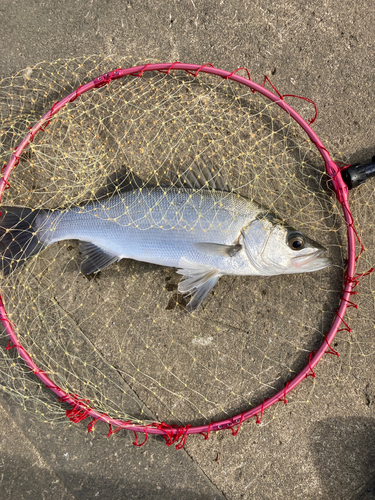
(288, 232, 305, 251)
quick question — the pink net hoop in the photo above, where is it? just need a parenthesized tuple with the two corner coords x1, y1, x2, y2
(0, 62, 364, 447)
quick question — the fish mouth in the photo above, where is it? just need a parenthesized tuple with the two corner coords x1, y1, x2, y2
(292, 248, 332, 272)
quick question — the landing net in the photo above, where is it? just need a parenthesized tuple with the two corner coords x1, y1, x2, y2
(0, 56, 372, 445)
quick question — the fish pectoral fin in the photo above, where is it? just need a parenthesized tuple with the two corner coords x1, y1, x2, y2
(176, 259, 221, 312)
(193, 242, 242, 257)
(80, 242, 119, 275)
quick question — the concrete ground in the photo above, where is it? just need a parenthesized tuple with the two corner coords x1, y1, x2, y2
(0, 1, 374, 499)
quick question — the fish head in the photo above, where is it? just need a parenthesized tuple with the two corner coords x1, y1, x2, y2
(241, 214, 332, 276)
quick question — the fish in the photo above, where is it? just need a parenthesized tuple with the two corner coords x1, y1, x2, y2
(0, 164, 331, 312)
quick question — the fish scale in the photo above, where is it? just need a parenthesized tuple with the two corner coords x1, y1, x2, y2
(37, 187, 261, 273)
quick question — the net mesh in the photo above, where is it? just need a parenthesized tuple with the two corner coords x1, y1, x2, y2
(0, 55, 372, 433)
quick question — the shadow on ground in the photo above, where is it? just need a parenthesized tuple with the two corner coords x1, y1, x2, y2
(310, 417, 375, 500)
(0, 395, 224, 500)
(0, 450, 219, 500)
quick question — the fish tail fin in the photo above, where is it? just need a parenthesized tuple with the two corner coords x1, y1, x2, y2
(0, 206, 45, 276)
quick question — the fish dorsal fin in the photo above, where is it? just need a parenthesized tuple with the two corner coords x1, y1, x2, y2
(94, 166, 150, 200)
(176, 259, 221, 312)
(164, 156, 234, 192)
(80, 242, 119, 275)
(193, 242, 242, 257)
(95, 157, 234, 198)
(94, 156, 235, 200)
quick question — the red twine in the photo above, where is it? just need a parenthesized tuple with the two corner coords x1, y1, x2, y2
(200, 422, 214, 441)
(254, 75, 318, 124)
(69, 85, 84, 103)
(132, 429, 148, 447)
(32, 368, 48, 375)
(107, 423, 127, 438)
(279, 381, 289, 405)
(0, 311, 11, 326)
(56, 393, 93, 424)
(87, 417, 100, 433)
(5, 340, 25, 352)
(40, 101, 59, 131)
(158, 61, 181, 75)
(28, 127, 35, 143)
(305, 351, 316, 378)
(324, 336, 339, 357)
(335, 310, 352, 334)
(64, 395, 91, 423)
(94, 69, 121, 88)
(1, 178, 10, 190)
(185, 63, 214, 78)
(231, 412, 245, 436)
(255, 400, 267, 424)
(151, 422, 191, 449)
(130, 65, 152, 78)
(223, 67, 251, 81)
(345, 268, 374, 290)
(341, 297, 358, 309)
(58, 393, 74, 404)
(66, 405, 91, 423)
(1, 164, 11, 190)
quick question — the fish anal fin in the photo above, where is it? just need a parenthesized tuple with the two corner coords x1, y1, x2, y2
(80, 242, 119, 275)
(176, 259, 221, 312)
(193, 242, 242, 257)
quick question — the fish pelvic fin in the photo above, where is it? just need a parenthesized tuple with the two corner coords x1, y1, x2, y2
(80, 242, 120, 275)
(0, 206, 45, 276)
(176, 259, 221, 312)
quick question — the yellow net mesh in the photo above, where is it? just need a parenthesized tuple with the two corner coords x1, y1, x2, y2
(1, 55, 372, 430)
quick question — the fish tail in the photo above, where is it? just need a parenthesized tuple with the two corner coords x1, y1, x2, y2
(0, 206, 45, 276)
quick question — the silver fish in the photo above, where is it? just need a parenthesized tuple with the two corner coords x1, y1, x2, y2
(0, 169, 331, 312)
